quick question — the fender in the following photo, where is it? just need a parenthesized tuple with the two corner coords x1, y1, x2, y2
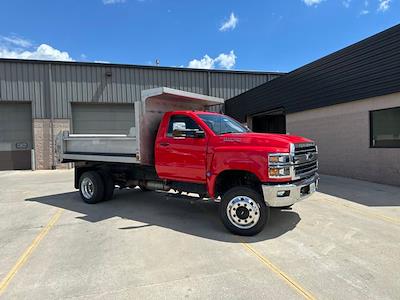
(206, 148, 269, 198)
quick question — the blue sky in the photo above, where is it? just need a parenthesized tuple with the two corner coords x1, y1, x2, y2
(0, 0, 398, 72)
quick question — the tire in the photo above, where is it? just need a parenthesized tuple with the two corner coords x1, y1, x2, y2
(219, 186, 269, 236)
(99, 170, 114, 201)
(79, 171, 105, 204)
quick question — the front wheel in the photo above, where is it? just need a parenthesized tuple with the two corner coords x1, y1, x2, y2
(219, 186, 269, 236)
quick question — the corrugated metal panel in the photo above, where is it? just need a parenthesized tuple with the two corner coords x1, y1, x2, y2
(0, 58, 283, 119)
(226, 24, 400, 122)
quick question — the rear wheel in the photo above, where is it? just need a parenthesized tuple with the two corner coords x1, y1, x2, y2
(219, 186, 269, 236)
(79, 171, 105, 204)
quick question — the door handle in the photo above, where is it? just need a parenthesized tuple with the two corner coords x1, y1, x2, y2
(159, 142, 170, 147)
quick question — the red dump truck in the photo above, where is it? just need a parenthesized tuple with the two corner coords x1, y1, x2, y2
(56, 88, 319, 235)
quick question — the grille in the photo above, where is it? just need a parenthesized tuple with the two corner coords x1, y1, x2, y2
(294, 143, 317, 155)
(293, 143, 318, 178)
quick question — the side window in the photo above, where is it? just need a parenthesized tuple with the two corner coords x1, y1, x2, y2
(370, 107, 400, 148)
(167, 115, 201, 137)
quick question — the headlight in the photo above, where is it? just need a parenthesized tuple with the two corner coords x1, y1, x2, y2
(269, 167, 291, 178)
(268, 153, 291, 164)
(268, 153, 292, 178)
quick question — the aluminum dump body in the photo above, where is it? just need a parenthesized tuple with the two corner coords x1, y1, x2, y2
(56, 131, 138, 164)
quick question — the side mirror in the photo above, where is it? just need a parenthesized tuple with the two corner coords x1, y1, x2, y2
(173, 122, 186, 131)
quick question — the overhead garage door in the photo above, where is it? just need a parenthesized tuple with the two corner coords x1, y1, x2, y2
(72, 104, 135, 134)
(0, 103, 32, 170)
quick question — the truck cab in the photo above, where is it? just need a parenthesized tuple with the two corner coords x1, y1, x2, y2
(56, 88, 318, 236)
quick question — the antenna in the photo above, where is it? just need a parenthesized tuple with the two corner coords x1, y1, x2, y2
(155, 59, 160, 66)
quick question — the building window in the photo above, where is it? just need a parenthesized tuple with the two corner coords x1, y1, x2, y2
(370, 107, 400, 148)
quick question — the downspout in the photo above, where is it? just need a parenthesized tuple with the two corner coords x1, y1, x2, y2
(207, 70, 211, 96)
(48, 63, 55, 169)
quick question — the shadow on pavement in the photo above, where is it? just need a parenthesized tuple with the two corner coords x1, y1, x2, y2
(318, 174, 400, 207)
(26, 188, 300, 243)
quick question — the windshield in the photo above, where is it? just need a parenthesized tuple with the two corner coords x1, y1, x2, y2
(198, 114, 250, 135)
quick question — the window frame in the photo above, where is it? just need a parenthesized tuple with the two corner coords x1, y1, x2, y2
(369, 106, 400, 149)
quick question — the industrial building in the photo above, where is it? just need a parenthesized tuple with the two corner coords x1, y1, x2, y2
(225, 24, 400, 186)
(0, 61, 281, 171)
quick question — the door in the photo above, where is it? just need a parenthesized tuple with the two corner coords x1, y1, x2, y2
(72, 103, 135, 134)
(0, 103, 32, 170)
(252, 113, 286, 134)
(156, 114, 207, 183)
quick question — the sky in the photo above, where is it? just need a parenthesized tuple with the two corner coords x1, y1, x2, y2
(0, 0, 398, 72)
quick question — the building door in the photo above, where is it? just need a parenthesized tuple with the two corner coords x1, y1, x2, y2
(71, 103, 135, 134)
(251, 110, 286, 134)
(0, 103, 32, 170)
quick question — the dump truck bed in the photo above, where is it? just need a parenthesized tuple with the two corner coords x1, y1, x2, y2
(56, 131, 139, 164)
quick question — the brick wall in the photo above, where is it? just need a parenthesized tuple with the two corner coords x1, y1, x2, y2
(33, 119, 71, 170)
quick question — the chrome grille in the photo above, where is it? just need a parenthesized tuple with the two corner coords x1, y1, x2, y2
(293, 143, 318, 179)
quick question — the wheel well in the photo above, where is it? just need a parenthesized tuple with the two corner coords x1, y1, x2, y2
(74, 165, 112, 189)
(214, 170, 261, 197)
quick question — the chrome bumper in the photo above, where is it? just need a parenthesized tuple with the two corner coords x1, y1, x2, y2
(261, 173, 319, 207)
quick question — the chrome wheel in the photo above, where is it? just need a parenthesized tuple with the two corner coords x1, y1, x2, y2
(81, 177, 94, 199)
(226, 196, 260, 229)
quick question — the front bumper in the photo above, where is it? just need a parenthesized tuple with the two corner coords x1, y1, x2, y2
(261, 173, 319, 207)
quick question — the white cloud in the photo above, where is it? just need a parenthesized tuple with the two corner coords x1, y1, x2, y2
(215, 51, 236, 69)
(94, 60, 111, 63)
(302, 0, 324, 6)
(377, 0, 391, 12)
(0, 35, 32, 48)
(103, 0, 126, 4)
(188, 50, 236, 70)
(360, 9, 370, 14)
(188, 55, 214, 69)
(219, 13, 238, 31)
(0, 40, 74, 61)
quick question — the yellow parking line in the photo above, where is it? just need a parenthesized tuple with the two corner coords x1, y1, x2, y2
(0, 208, 63, 295)
(241, 242, 316, 300)
(320, 197, 400, 225)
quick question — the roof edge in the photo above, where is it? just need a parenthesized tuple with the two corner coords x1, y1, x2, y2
(0, 58, 285, 76)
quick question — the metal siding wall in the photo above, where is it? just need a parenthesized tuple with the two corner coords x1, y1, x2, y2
(0, 60, 281, 119)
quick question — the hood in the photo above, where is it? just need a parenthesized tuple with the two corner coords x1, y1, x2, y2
(217, 132, 313, 150)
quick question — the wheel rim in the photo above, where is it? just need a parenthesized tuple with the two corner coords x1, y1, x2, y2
(81, 177, 94, 199)
(226, 196, 260, 229)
